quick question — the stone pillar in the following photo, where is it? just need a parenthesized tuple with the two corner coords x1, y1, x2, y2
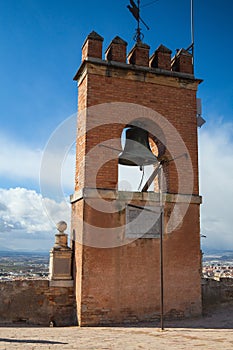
(49, 221, 73, 287)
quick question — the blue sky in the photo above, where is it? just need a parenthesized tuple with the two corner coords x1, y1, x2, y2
(0, 0, 233, 251)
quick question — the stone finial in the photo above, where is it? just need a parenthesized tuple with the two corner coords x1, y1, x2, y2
(128, 42, 150, 67)
(149, 44, 172, 70)
(82, 31, 104, 62)
(56, 221, 67, 234)
(54, 221, 68, 249)
(171, 48, 193, 74)
(105, 36, 128, 63)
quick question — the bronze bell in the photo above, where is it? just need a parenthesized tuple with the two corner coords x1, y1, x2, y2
(119, 126, 158, 166)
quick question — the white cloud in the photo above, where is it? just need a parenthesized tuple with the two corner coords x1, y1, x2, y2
(199, 119, 233, 250)
(0, 129, 74, 250)
(0, 131, 75, 194)
(0, 187, 71, 250)
(0, 133, 42, 181)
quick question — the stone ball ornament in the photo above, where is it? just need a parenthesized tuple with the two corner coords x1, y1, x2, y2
(56, 221, 67, 233)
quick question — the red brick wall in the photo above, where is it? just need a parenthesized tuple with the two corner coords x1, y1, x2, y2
(76, 72, 199, 194)
(73, 199, 201, 325)
(72, 34, 202, 325)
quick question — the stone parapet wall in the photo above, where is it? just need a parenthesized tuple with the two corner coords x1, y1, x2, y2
(1, 278, 233, 326)
(202, 278, 233, 307)
(0, 280, 76, 326)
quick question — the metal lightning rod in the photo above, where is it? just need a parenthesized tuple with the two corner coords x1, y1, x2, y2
(191, 0, 195, 66)
(159, 165, 164, 331)
(186, 0, 195, 67)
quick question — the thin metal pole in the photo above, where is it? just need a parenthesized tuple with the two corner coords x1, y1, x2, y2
(160, 209, 164, 330)
(159, 166, 164, 331)
(191, 0, 195, 67)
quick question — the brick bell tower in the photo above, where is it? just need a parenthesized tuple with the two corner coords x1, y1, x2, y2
(71, 31, 202, 326)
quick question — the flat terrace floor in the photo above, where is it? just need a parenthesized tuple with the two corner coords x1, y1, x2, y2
(0, 303, 233, 350)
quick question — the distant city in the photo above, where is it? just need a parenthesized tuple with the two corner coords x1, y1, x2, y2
(0, 251, 49, 280)
(0, 249, 233, 281)
(202, 250, 233, 280)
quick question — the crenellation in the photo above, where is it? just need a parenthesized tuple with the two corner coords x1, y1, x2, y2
(127, 41, 150, 66)
(80, 31, 194, 75)
(82, 31, 104, 62)
(149, 44, 172, 70)
(105, 36, 128, 63)
(171, 48, 193, 74)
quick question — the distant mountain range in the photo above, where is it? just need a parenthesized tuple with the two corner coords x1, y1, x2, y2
(203, 248, 233, 256)
(0, 246, 12, 252)
(202, 249, 233, 262)
(0, 248, 49, 256)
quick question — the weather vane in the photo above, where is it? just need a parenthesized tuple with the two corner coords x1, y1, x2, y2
(127, 0, 150, 42)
